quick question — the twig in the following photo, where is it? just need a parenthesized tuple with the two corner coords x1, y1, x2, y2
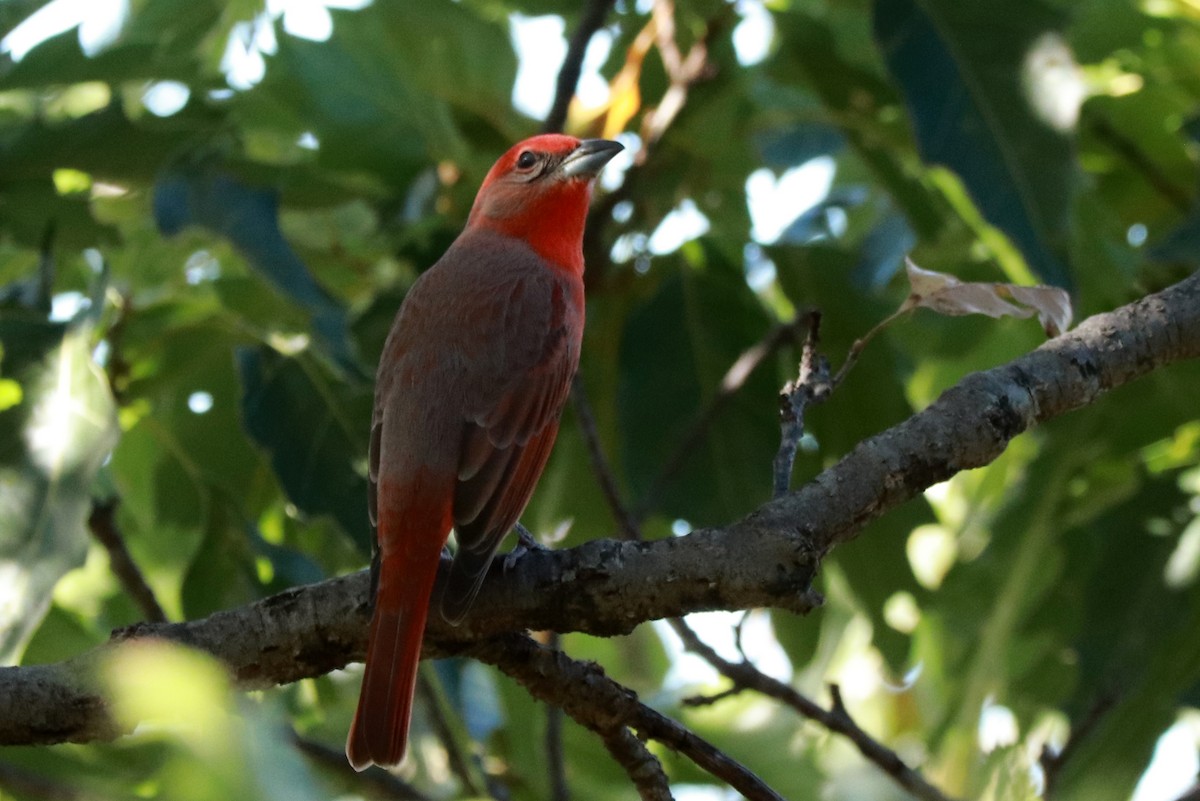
(773, 302, 915, 498)
(292, 732, 430, 800)
(830, 307, 909, 390)
(636, 316, 806, 520)
(641, 0, 724, 151)
(542, 0, 618, 135)
(88, 500, 168, 623)
(773, 311, 830, 498)
(666, 620, 959, 801)
(571, 375, 641, 540)
(601, 728, 673, 801)
(1038, 691, 1117, 798)
(414, 671, 485, 798)
(583, 3, 729, 279)
(631, 703, 781, 801)
(466, 632, 783, 801)
(6, 269, 1199, 752)
(545, 632, 571, 801)
(681, 685, 745, 708)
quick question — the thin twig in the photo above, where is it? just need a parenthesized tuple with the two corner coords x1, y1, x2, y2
(640, 0, 725, 151)
(545, 632, 571, 801)
(636, 316, 806, 520)
(571, 375, 641, 540)
(415, 670, 485, 798)
(466, 632, 783, 801)
(773, 304, 911, 497)
(830, 307, 908, 389)
(681, 685, 745, 708)
(543, 0, 618, 135)
(631, 704, 781, 801)
(88, 500, 168, 623)
(773, 311, 830, 498)
(292, 732, 430, 800)
(103, 291, 133, 405)
(568, 324, 782, 799)
(1039, 691, 1117, 798)
(583, 2, 729, 279)
(667, 620, 960, 801)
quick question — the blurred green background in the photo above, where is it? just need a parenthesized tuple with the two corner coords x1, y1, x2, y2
(2, 0, 1199, 799)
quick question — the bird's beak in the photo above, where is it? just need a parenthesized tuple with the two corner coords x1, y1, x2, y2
(559, 139, 624, 179)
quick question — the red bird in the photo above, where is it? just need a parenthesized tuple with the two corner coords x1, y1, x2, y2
(346, 135, 623, 770)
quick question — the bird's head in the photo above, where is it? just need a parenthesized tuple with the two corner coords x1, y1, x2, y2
(467, 135, 624, 272)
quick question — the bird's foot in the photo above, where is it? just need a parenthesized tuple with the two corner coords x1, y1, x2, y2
(504, 523, 547, 573)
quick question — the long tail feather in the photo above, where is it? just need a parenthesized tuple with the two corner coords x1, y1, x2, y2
(346, 492, 448, 770)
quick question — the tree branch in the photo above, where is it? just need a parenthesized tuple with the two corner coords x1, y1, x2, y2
(88, 500, 168, 624)
(666, 619, 958, 801)
(462, 633, 779, 801)
(597, 728, 672, 801)
(292, 733, 430, 800)
(2, 269, 1198, 748)
(542, 0, 618, 135)
(583, 3, 729, 282)
(572, 375, 641, 540)
(773, 311, 829, 498)
(544, 633, 571, 801)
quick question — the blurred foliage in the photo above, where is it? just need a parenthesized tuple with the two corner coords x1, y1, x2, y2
(1, 0, 1199, 800)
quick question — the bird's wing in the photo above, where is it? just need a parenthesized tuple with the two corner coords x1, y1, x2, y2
(441, 254, 581, 623)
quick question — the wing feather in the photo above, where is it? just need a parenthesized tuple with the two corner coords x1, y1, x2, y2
(442, 421, 560, 623)
(438, 245, 580, 622)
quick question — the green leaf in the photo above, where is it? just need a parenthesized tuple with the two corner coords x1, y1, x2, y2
(617, 241, 779, 526)
(1050, 466, 1200, 801)
(0, 318, 117, 662)
(873, 0, 1078, 285)
(236, 345, 371, 553)
(181, 499, 259, 619)
(0, 104, 224, 185)
(154, 163, 364, 376)
(373, 2, 520, 135)
(770, 10, 947, 241)
(248, 7, 466, 188)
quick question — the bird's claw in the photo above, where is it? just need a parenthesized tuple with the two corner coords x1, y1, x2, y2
(504, 523, 547, 573)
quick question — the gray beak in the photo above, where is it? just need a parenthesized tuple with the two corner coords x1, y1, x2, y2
(559, 138, 625, 179)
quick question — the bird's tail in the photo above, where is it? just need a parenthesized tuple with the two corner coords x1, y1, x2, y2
(346, 496, 449, 770)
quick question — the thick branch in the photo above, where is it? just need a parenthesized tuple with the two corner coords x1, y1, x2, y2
(2, 269, 1198, 746)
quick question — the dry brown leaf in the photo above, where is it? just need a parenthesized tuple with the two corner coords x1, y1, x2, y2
(899, 258, 1073, 337)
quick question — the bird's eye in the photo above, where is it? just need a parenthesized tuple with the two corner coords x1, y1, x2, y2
(516, 151, 538, 170)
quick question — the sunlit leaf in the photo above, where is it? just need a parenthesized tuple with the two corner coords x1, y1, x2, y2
(0, 319, 117, 663)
